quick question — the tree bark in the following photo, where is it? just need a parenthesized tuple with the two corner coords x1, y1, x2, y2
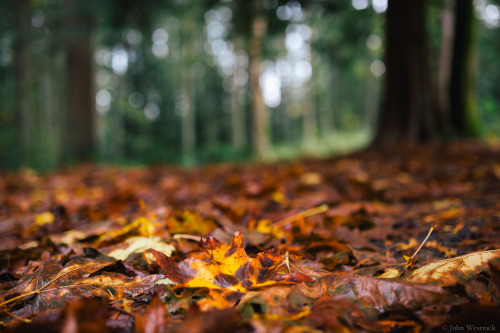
(438, 0, 454, 131)
(180, 8, 197, 166)
(12, 0, 33, 164)
(231, 41, 248, 151)
(249, 0, 270, 160)
(372, 0, 440, 148)
(449, 0, 479, 137)
(64, 0, 95, 163)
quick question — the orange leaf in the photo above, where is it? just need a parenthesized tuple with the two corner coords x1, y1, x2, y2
(150, 231, 313, 293)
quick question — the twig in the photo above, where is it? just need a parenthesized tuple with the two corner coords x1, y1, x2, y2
(173, 234, 205, 242)
(1, 308, 31, 323)
(277, 251, 292, 273)
(272, 204, 329, 228)
(411, 224, 435, 259)
(404, 224, 435, 267)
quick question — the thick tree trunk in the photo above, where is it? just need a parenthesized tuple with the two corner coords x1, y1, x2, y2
(449, 0, 479, 137)
(249, 0, 270, 160)
(64, 0, 95, 163)
(372, 0, 440, 148)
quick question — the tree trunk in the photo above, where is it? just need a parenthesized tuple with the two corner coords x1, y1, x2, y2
(372, 0, 440, 148)
(42, 9, 65, 169)
(231, 42, 247, 151)
(12, 0, 33, 165)
(438, 0, 454, 132)
(302, 83, 317, 149)
(249, 0, 270, 160)
(180, 9, 197, 166)
(449, 0, 479, 137)
(64, 0, 94, 163)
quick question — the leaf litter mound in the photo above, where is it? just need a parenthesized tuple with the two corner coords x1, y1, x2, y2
(1, 142, 500, 332)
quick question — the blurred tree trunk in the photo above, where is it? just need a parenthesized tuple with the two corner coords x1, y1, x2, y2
(372, 0, 440, 147)
(302, 83, 317, 149)
(12, 0, 33, 164)
(231, 81, 247, 151)
(231, 42, 248, 152)
(179, 8, 197, 166)
(449, 0, 480, 137)
(438, 0, 454, 131)
(364, 70, 380, 135)
(317, 64, 336, 138)
(64, 0, 95, 163)
(249, 0, 270, 160)
(42, 8, 65, 168)
(302, 45, 317, 149)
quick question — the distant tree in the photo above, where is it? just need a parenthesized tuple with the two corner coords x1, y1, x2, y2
(64, 0, 95, 162)
(12, 0, 33, 163)
(373, 0, 480, 148)
(372, 0, 441, 147)
(449, 0, 480, 137)
(248, 0, 270, 160)
(178, 4, 199, 166)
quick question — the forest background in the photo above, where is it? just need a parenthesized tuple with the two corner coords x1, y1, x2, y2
(0, 0, 499, 170)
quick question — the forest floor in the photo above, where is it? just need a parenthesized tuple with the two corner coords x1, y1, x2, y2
(1, 141, 500, 332)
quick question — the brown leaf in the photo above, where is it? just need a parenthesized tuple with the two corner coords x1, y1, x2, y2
(292, 274, 443, 315)
(135, 296, 168, 333)
(5, 298, 113, 333)
(406, 249, 500, 285)
(0, 259, 163, 322)
(176, 306, 239, 333)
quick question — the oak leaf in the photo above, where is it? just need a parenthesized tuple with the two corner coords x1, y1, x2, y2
(150, 231, 313, 293)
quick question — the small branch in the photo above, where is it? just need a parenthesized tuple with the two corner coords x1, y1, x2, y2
(411, 224, 435, 259)
(404, 224, 435, 268)
(173, 234, 205, 242)
(1, 308, 31, 323)
(272, 204, 329, 228)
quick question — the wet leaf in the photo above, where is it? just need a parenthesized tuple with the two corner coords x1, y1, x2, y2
(0, 259, 163, 322)
(291, 274, 444, 316)
(150, 232, 313, 293)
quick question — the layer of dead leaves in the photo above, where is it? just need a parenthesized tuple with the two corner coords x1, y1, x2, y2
(1, 141, 500, 332)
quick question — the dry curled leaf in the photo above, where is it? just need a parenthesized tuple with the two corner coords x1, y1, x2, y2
(406, 249, 500, 285)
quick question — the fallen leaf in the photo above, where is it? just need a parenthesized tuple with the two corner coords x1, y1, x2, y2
(135, 295, 168, 333)
(0, 259, 163, 322)
(150, 232, 313, 293)
(406, 249, 500, 285)
(105, 236, 175, 263)
(291, 274, 443, 315)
